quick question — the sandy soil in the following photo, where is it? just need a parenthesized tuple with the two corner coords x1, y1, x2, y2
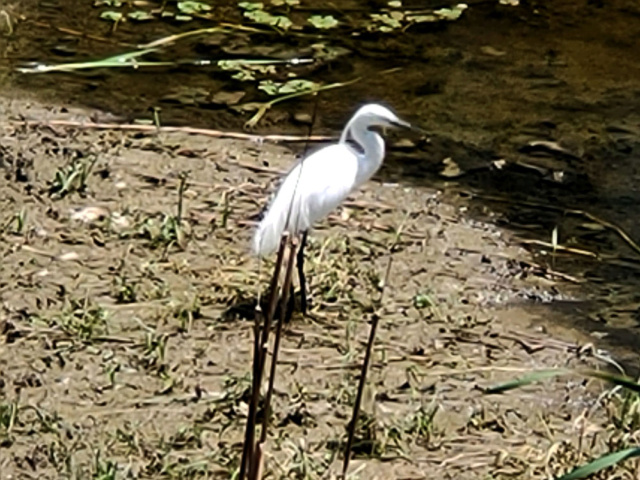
(0, 97, 629, 479)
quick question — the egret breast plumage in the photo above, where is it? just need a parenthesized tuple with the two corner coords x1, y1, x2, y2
(253, 103, 412, 257)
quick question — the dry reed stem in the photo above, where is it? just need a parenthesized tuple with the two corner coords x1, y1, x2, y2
(5, 119, 333, 143)
(342, 258, 394, 478)
(251, 236, 298, 479)
(240, 236, 288, 480)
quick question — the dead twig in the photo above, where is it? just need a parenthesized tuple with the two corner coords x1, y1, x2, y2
(29, 20, 128, 45)
(520, 239, 600, 259)
(463, 190, 640, 258)
(5, 119, 333, 144)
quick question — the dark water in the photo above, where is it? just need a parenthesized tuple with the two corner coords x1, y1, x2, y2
(3, 0, 640, 361)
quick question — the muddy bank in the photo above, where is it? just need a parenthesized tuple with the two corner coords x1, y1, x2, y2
(0, 94, 633, 479)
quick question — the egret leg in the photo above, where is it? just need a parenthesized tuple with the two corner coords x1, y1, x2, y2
(296, 231, 308, 315)
(286, 282, 295, 321)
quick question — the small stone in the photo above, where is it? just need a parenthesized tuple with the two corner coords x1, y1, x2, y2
(210, 90, 245, 106)
(70, 206, 109, 223)
(293, 112, 313, 125)
(110, 213, 130, 229)
(0, 10, 13, 36)
(480, 45, 506, 56)
(392, 138, 416, 149)
(439, 157, 463, 178)
(57, 251, 80, 262)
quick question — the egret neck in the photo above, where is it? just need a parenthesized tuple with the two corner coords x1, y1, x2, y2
(340, 117, 386, 188)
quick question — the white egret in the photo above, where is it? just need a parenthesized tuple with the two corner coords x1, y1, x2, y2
(253, 103, 413, 311)
(244, 104, 416, 479)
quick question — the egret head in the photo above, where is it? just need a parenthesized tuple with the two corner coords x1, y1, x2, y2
(354, 103, 412, 130)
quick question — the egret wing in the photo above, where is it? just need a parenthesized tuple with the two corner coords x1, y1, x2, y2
(253, 144, 359, 256)
(298, 144, 359, 227)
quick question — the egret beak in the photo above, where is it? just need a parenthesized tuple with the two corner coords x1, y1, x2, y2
(390, 119, 412, 129)
(391, 119, 428, 135)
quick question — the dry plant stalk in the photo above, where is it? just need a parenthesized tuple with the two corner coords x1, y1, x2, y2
(240, 235, 289, 480)
(250, 237, 298, 479)
(240, 234, 300, 480)
(242, 95, 318, 480)
(342, 258, 394, 478)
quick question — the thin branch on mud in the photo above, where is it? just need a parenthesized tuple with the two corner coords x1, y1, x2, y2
(30, 20, 131, 46)
(6, 119, 334, 144)
(520, 239, 599, 259)
(520, 239, 640, 273)
(138, 25, 268, 49)
(462, 190, 640, 258)
(489, 252, 584, 283)
(233, 161, 286, 176)
(244, 95, 321, 479)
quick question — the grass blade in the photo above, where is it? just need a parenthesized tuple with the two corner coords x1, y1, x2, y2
(581, 369, 640, 393)
(484, 369, 571, 394)
(17, 48, 171, 73)
(485, 367, 640, 395)
(556, 447, 640, 480)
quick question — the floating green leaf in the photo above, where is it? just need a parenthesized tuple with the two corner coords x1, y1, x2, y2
(238, 1, 264, 10)
(370, 2, 468, 30)
(100, 10, 123, 22)
(258, 78, 319, 95)
(241, 77, 360, 129)
(127, 10, 154, 21)
(232, 70, 256, 81)
(244, 9, 292, 29)
(434, 3, 468, 21)
(270, 0, 299, 5)
(310, 43, 350, 61)
(308, 15, 338, 29)
(218, 60, 242, 70)
(406, 14, 437, 23)
(94, 0, 122, 6)
(218, 59, 278, 81)
(369, 12, 403, 32)
(160, 10, 194, 21)
(177, 1, 212, 14)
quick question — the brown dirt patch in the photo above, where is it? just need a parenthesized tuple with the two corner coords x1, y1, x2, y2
(0, 98, 633, 479)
